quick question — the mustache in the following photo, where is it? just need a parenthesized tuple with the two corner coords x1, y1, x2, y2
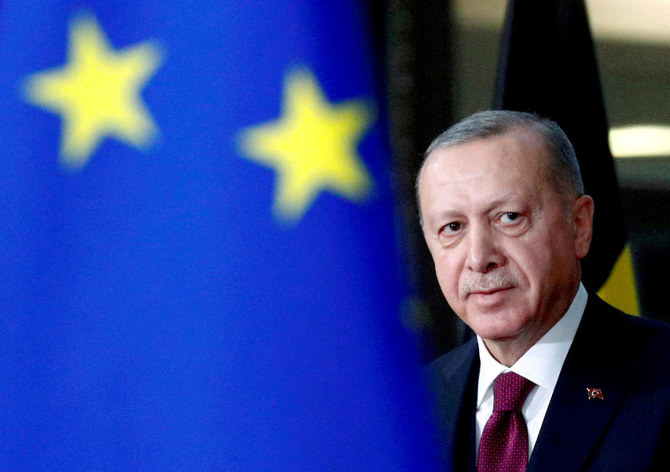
(461, 272, 518, 294)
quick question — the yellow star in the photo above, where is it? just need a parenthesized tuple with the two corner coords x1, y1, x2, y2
(239, 68, 375, 222)
(23, 13, 163, 169)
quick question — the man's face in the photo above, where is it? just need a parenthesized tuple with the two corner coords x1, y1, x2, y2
(418, 129, 593, 346)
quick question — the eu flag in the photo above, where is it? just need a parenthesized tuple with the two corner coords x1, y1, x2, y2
(0, 1, 439, 470)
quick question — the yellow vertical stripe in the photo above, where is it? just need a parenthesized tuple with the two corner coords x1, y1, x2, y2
(597, 244, 640, 315)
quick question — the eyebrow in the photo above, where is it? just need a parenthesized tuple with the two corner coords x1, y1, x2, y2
(423, 209, 463, 231)
(425, 196, 529, 225)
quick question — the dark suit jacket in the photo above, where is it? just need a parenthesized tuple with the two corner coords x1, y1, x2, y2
(425, 294, 670, 471)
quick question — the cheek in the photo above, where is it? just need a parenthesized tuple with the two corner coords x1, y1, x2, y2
(433, 256, 463, 300)
(508, 237, 564, 286)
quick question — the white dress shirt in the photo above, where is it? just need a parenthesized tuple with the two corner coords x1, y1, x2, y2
(474, 283, 588, 458)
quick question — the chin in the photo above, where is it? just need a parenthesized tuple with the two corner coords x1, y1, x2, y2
(466, 310, 527, 341)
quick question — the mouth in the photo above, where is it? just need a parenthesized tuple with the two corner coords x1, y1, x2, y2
(467, 286, 514, 301)
(470, 286, 511, 295)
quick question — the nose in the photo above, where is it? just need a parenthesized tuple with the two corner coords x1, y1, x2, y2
(465, 223, 504, 273)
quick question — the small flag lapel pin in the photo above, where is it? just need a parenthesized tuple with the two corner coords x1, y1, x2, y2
(587, 388, 604, 400)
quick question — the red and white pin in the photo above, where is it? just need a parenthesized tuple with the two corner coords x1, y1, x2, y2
(586, 387, 604, 400)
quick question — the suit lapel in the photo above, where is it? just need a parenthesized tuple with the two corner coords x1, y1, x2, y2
(425, 339, 479, 471)
(528, 296, 632, 471)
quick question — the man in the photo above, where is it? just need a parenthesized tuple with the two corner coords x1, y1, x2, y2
(417, 110, 670, 471)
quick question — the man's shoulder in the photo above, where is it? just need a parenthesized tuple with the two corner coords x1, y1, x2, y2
(584, 294, 670, 345)
(579, 293, 670, 379)
(423, 337, 478, 391)
(530, 297, 670, 472)
(425, 338, 477, 373)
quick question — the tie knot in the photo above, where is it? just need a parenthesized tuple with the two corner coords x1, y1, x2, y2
(493, 372, 534, 412)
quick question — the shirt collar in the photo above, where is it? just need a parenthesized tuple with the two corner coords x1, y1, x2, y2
(476, 283, 588, 408)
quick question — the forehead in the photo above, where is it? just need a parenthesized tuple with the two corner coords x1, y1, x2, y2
(421, 129, 548, 188)
(418, 129, 553, 212)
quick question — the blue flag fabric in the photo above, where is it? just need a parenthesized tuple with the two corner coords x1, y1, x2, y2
(0, 1, 439, 470)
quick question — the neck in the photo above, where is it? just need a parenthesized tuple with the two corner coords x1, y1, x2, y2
(482, 336, 536, 367)
(482, 281, 582, 367)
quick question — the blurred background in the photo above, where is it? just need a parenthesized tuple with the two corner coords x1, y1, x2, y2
(1, 0, 668, 470)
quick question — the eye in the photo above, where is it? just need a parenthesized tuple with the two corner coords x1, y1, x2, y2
(436, 221, 464, 247)
(500, 212, 521, 224)
(443, 222, 462, 233)
(497, 211, 529, 236)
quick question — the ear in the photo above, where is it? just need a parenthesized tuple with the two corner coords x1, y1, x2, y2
(572, 195, 594, 259)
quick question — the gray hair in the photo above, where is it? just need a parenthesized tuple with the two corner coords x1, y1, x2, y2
(416, 110, 585, 222)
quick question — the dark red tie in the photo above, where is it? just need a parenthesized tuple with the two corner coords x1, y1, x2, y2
(478, 372, 535, 472)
